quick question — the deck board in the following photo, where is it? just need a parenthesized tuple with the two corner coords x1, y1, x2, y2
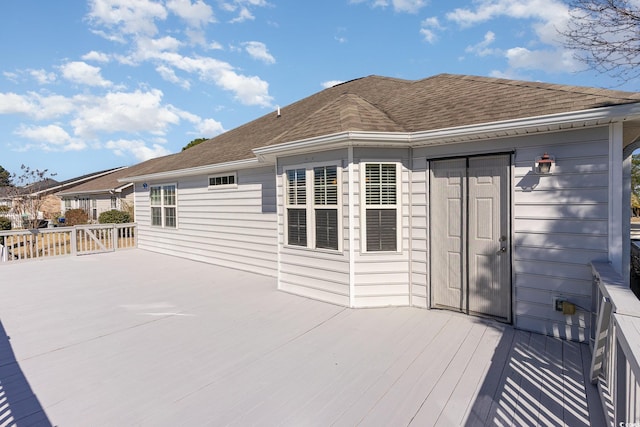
(0, 249, 605, 426)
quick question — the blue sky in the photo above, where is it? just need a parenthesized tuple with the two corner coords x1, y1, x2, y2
(1, 0, 638, 181)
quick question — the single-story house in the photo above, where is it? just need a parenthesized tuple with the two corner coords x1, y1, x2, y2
(56, 167, 134, 222)
(119, 74, 640, 342)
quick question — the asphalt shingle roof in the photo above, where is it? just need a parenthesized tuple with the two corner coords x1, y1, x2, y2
(122, 73, 640, 178)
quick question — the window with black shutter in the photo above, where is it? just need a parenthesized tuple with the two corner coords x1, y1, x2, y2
(364, 163, 398, 252)
(285, 164, 341, 251)
(286, 169, 307, 247)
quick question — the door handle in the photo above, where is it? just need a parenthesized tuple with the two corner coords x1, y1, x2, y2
(497, 246, 507, 254)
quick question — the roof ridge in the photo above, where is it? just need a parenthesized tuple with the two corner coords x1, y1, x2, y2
(435, 73, 640, 101)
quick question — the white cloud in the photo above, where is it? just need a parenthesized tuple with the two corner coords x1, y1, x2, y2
(156, 65, 191, 89)
(71, 89, 181, 137)
(196, 118, 225, 137)
(82, 50, 111, 62)
(420, 17, 443, 44)
(59, 61, 112, 87)
(14, 124, 87, 152)
(242, 41, 275, 64)
(15, 124, 70, 144)
(105, 138, 172, 161)
(229, 7, 255, 23)
(87, 0, 168, 36)
(350, 0, 427, 13)
(135, 50, 272, 106)
(322, 80, 344, 89)
(0, 92, 75, 120)
(446, 0, 569, 44)
(504, 46, 580, 73)
(166, 0, 215, 27)
(29, 69, 57, 84)
(3, 71, 19, 83)
(465, 31, 498, 57)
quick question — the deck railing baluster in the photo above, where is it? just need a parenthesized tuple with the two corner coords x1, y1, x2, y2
(0, 223, 137, 263)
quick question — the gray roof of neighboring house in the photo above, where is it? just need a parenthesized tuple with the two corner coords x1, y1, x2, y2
(121, 73, 640, 179)
(57, 167, 133, 196)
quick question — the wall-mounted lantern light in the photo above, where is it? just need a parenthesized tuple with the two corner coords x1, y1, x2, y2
(535, 153, 555, 174)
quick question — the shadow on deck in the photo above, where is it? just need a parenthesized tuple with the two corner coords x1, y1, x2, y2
(0, 320, 52, 426)
(466, 327, 604, 426)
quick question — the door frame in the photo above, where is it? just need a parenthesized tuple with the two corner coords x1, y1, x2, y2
(428, 152, 514, 323)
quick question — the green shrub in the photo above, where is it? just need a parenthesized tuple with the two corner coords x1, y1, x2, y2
(64, 209, 89, 226)
(98, 209, 131, 224)
(0, 216, 10, 230)
(0, 206, 9, 214)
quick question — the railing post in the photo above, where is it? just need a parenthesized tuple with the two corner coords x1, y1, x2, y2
(615, 338, 627, 424)
(113, 224, 118, 250)
(71, 227, 77, 256)
(0, 244, 5, 262)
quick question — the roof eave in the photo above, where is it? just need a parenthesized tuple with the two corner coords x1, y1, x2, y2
(255, 103, 640, 158)
(57, 182, 134, 197)
(120, 158, 265, 183)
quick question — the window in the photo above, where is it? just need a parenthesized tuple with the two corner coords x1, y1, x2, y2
(150, 184, 177, 228)
(209, 173, 236, 188)
(363, 163, 399, 252)
(314, 166, 338, 250)
(285, 165, 340, 250)
(110, 196, 117, 209)
(286, 169, 306, 247)
(64, 199, 71, 209)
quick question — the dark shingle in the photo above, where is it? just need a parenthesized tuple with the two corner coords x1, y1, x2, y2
(123, 74, 640, 178)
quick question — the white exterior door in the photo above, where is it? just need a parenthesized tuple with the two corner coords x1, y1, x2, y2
(430, 154, 511, 321)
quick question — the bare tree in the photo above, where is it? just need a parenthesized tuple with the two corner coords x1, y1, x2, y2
(561, 0, 640, 82)
(7, 165, 57, 229)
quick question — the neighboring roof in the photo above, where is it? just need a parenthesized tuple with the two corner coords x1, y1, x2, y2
(57, 167, 133, 196)
(122, 73, 640, 179)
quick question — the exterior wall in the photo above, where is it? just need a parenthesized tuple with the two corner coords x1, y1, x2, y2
(351, 148, 411, 307)
(275, 148, 412, 308)
(412, 126, 610, 341)
(276, 150, 351, 306)
(410, 158, 429, 308)
(135, 166, 277, 277)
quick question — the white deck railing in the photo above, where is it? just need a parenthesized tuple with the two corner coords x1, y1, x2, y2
(0, 223, 137, 262)
(590, 261, 640, 425)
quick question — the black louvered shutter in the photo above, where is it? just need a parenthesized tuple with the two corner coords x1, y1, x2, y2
(366, 209, 397, 251)
(315, 209, 338, 250)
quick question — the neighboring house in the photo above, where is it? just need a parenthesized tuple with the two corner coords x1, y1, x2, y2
(0, 168, 126, 228)
(119, 74, 640, 342)
(57, 167, 134, 222)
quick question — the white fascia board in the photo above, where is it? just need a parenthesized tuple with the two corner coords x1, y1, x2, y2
(253, 131, 410, 161)
(410, 104, 640, 146)
(120, 158, 263, 183)
(114, 182, 133, 192)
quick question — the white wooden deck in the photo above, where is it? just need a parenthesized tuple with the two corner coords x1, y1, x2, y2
(0, 250, 604, 426)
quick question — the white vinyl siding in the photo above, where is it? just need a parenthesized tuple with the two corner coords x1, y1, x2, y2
(135, 167, 277, 277)
(352, 151, 411, 308)
(412, 126, 610, 341)
(277, 151, 350, 306)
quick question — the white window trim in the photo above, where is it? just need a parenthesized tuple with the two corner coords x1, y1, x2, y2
(283, 161, 343, 252)
(208, 172, 238, 189)
(150, 183, 178, 229)
(360, 161, 402, 253)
